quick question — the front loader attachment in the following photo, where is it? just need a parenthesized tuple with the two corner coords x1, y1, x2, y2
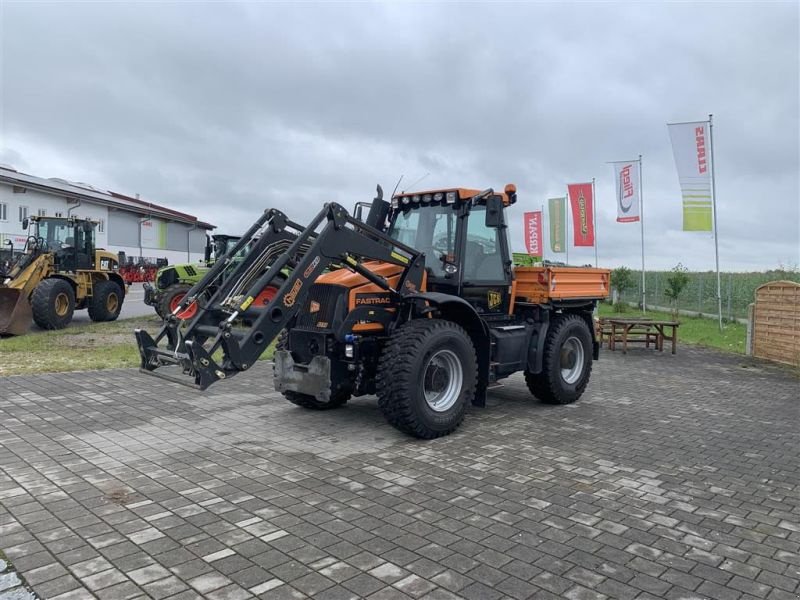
(135, 202, 424, 390)
(0, 288, 32, 336)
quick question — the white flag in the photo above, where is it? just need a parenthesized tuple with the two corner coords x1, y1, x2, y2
(611, 160, 640, 223)
(667, 120, 713, 231)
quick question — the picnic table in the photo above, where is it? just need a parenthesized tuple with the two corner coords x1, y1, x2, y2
(604, 318, 680, 354)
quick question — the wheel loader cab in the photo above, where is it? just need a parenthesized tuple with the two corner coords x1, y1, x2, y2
(388, 187, 514, 315)
(31, 217, 96, 272)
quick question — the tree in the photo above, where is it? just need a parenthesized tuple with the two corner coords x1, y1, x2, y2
(664, 262, 690, 318)
(611, 266, 634, 308)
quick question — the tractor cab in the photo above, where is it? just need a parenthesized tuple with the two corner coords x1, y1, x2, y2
(23, 216, 99, 272)
(387, 185, 517, 315)
(204, 234, 244, 265)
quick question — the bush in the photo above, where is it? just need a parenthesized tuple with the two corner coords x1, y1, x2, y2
(665, 263, 690, 318)
(611, 266, 634, 305)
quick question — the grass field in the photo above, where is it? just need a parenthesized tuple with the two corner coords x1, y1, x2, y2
(0, 317, 275, 376)
(598, 302, 747, 354)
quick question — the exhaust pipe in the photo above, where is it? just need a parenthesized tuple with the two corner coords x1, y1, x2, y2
(0, 288, 32, 336)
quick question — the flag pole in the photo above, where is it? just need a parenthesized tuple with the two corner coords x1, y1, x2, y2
(709, 113, 723, 331)
(565, 186, 570, 265)
(541, 203, 545, 263)
(592, 177, 598, 267)
(638, 155, 646, 314)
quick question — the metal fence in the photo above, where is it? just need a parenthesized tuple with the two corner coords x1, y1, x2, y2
(617, 270, 800, 321)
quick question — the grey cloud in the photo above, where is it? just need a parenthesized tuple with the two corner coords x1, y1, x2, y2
(1, 1, 797, 270)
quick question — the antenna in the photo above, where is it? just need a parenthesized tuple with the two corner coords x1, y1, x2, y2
(406, 172, 429, 190)
(391, 175, 404, 198)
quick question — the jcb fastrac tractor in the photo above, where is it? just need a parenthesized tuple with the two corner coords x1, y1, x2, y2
(136, 185, 609, 439)
(144, 234, 242, 320)
(0, 216, 126, 335)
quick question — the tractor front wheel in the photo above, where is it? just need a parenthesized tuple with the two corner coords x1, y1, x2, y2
(157, 283, 196, 321)
(31, 278, 75, 330)
(88, 280, 124, 322)
(377, 319, 477, 439)
(525, 314, 593, 405)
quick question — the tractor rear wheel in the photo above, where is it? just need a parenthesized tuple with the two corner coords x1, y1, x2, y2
(377, 319, 477, 439)
(157, 283, 196, 321)
(88, 280, 124, 322)
(31, 278, 75, 330)
(525, 314, 593, 405)
(274, 331, 350, 410)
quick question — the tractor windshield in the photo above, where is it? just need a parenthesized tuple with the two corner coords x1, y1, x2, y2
(36, 220, 74, 250)
(389, 204, 457, 277)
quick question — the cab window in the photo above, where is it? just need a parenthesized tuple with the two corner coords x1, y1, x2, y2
(389, 205, 456, 278)
(463, 207, 504, 281)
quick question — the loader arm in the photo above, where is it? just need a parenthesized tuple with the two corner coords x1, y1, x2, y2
(135, 202, 424, 390)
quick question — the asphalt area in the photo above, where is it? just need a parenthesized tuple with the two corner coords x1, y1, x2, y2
(0, 346, 798, 600)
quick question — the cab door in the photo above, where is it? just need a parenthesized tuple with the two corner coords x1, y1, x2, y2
(457, 201, 513, 315)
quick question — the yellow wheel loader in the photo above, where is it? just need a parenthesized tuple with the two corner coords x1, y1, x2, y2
(0, 216, 126, 335)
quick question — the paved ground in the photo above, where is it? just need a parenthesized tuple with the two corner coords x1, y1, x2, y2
(0, 347, 798, 600)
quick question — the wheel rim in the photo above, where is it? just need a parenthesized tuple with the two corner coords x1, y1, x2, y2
(560, 336, 585, 384)
(55, 292, 69, 316)
(169, 293, 197, 320)
(254, 285, 279, 306)
(106, 292, 119, 313)
(423, 349, 463, 412)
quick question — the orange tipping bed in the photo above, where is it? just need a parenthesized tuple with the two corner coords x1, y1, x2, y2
(514, 265, 610, 305)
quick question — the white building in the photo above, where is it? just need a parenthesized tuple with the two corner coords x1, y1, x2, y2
(0, 165, 214, 264)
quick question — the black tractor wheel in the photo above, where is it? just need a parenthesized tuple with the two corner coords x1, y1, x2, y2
(525, 314, 593, 405)
(31, 278, 75, 330)
(88, 280, 124, 322)
(157, 283, 196, 321)
(376, 319, 477, 439)
(273, 331, 350, 410)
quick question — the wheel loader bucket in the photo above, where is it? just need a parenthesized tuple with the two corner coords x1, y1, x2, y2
(0, 288, 32, 336)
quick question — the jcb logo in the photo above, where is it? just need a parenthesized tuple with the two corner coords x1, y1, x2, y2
(487, 290, 502, 309)
(283, 280, 303, 307)
(304, 255, 321, 279)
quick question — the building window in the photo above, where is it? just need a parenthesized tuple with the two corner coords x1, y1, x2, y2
(12, 186, 26, 194)
(19, 206, 28, 222)
(0, 203, 7, 221)
(98, 218, 105, 233)
(55, 211, 64, 218)
(38, 208, 47, 217)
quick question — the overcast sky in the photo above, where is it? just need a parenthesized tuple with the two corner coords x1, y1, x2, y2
(1, 1, 798, 271)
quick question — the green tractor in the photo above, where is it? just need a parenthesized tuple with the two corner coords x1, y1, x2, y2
(144, 234, 241, 319)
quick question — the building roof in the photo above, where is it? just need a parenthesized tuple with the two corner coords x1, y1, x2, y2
(0, 165, 214, 229)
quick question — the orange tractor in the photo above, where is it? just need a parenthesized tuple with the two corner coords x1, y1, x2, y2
(136, 185, 609, 438)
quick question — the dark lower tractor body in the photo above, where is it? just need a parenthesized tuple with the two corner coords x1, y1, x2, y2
(525, 314, 593, 405)
(274, 330, 351, 409)
(376, 319, 478, 439)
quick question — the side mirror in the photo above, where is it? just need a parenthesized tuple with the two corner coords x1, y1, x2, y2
(21, 218, 28, 230)
(366, 199, 390, 232)
(485, 195, 503, 228)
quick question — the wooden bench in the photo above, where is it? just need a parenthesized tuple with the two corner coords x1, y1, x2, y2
(603, 318, 680, 354)
(599, 318, 660, 350)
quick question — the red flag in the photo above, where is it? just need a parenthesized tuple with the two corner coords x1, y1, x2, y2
(524, 211, 542, 257)
(567, 183, 595, 246)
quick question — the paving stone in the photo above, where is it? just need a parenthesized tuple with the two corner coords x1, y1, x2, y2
(0, 349, 797, 600)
